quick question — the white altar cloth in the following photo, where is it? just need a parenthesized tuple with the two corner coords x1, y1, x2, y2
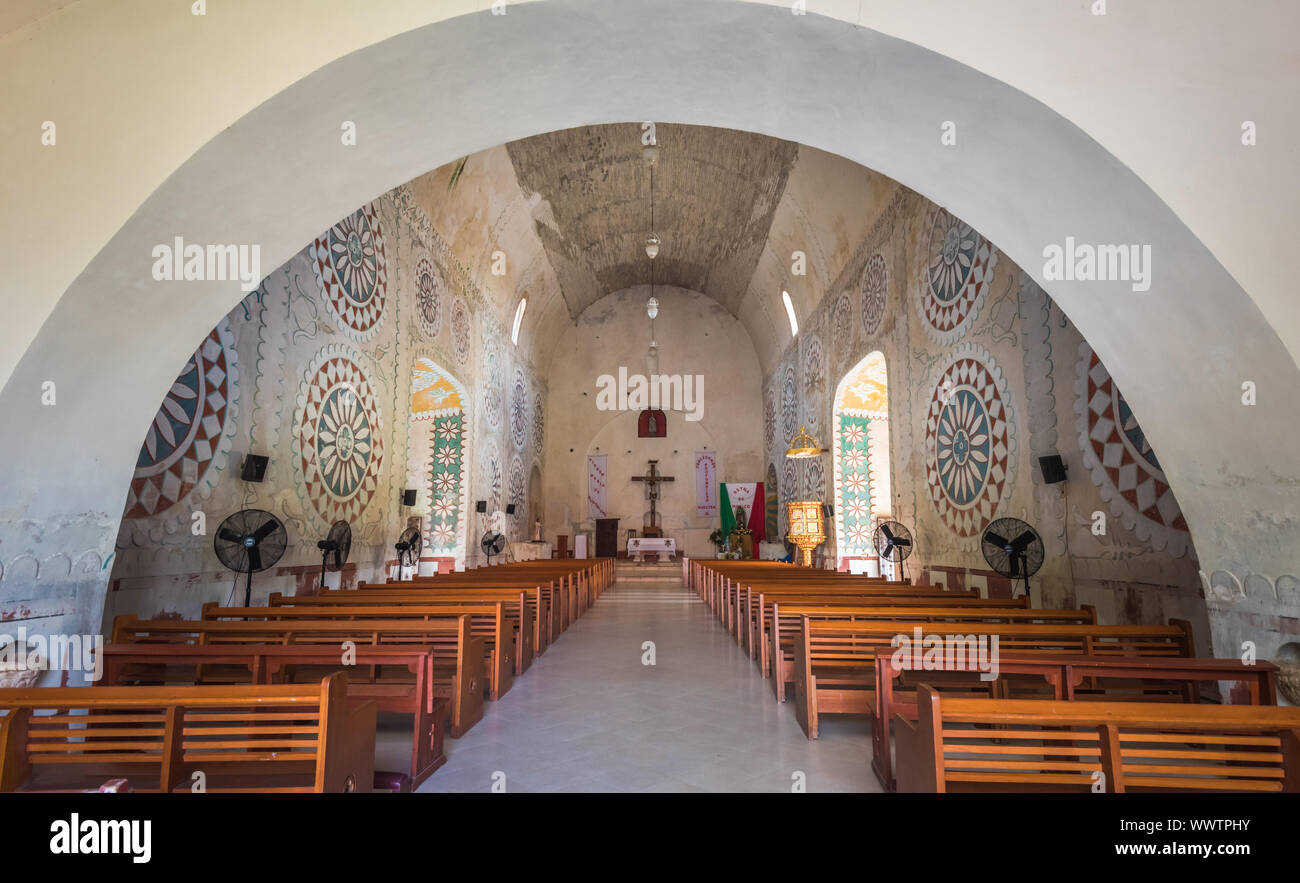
(627, 537, 676, 561)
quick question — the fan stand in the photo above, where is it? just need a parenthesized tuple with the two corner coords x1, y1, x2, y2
(318, 546, 332, 593)
(243, 569, 254, 608)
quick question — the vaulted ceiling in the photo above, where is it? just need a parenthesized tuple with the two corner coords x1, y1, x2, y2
(418, 122, 903, 377)
(505, 124, 800, 319)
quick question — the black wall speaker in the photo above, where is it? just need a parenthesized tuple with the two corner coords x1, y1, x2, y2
(241, 454, 268, 483)
(822, 503, 834, 519)
(475, 500, 487, 513)
(1039, 454, 1068, 484)
(505, 503, 516, 515)
(402, 489, 417, 507)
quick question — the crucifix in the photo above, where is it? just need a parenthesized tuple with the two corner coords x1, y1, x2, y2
(631, 459, 674, 534)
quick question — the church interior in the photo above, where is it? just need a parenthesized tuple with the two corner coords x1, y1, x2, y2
(1, 0, 1298, 813)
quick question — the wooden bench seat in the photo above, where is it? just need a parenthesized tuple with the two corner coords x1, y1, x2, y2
(790, 617, 1195, 738)
(99, 643, 453, 787)
(197, 601, 519, 700)
(873, 652, 1279, 790)
(0, 674, 372, 793)
(765, 602, 1097, 693)
(894, 686, 1300, 792)
(112, 615, 486, 736)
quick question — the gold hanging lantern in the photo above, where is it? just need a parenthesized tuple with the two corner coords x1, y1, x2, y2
(785, 426, 823, 459)
(786, 500, 826, 567)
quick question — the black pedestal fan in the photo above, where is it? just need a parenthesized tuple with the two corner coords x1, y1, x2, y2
(981, 517, 1045, 601)
(316, 520, 352, 591)
(214, 509, 288, 606)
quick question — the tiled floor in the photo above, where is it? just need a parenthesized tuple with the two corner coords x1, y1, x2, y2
(378, 570, 881, 793)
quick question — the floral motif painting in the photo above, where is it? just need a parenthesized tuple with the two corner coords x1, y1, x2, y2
(915, 208, 997, 345)
(426, 413, 464, 554)
(124, 320, 238, 520)
(310, 203, 388, 342)
(293, 345, 385, 526)
(923, 344, 1015, 537)
(1074, 343, 1189, 556)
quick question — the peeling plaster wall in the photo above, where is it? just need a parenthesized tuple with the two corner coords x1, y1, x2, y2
(102, 167, 551, 637)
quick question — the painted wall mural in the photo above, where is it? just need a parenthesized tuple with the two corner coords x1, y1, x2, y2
(451, 296, 472, 369)
(427, 413, 465, 553)
(510, 367, 530, 450)
(109, 172, 549, 619)
(413, 254, 444, 339)
(292, 344, 385, 528)
(861, 252, 888, 337)
(123, 319, 239, 524)
(923, 343, 1016, 538)
(1075, 342, 1191, 557)
(831, 351, 891, 560)
(915, 207, 998, 345)
(311, 203, 388, 343)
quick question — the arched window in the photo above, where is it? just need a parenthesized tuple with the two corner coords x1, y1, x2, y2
(781, 290, 798, 336)
(831, 351, 891, 572)
(410, 356, 470, 570)
(511, 296, 528, 345)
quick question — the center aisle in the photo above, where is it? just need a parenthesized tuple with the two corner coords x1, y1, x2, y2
(395, 561, 881, 793)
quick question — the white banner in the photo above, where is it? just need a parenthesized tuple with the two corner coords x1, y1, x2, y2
(587, 454, 608, 518)
(695, 451, 717, 516)
(725, 482, 757, 518)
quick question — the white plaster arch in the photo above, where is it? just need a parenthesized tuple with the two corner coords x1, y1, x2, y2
(0, 1, 1295, 657)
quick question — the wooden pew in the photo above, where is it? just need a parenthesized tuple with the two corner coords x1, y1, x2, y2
(764, 602, 1097, 692)
(873, 652, 1280, 791)
(301, 583, 554, 654)
(381, 558, 609, 629)
(726, 581, 968, 644)
(112, 615, 487, 735)
(0, 674, 373, 793)
(198, 601, 520, 700)
(894, 685, 1300, 792)
(99, 643, 452, 787)
(749, 591, 1031, 673)
(790, 618, 1196, 738)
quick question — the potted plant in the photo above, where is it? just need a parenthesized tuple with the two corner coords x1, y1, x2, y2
(708, 528, 726, 558)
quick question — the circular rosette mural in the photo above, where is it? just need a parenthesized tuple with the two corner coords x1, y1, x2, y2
(915, 208, 998, 345)
(413, 255, 443, 339)
(861, 253, 888, 337)
(833, 292, 854, 342)
(532, 397, 545, 455)
(781, 366, 798, 443)
(450, 296, 471, 368)
(311, 203, 388, 342)
(125, 320, 239, 520)
(479, 437, 503, 515)
(924, 344, 1016, 538)
(1074, 343, 1189, 555)
(802, 335, 825, 429)
(507, 455, 526, 536)
(510, 367, 530, 450)
(480, 342, 503, 431)
(293, 345, 385, 526)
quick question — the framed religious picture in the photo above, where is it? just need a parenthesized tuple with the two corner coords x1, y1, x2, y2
(637, 409, 667, 438)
